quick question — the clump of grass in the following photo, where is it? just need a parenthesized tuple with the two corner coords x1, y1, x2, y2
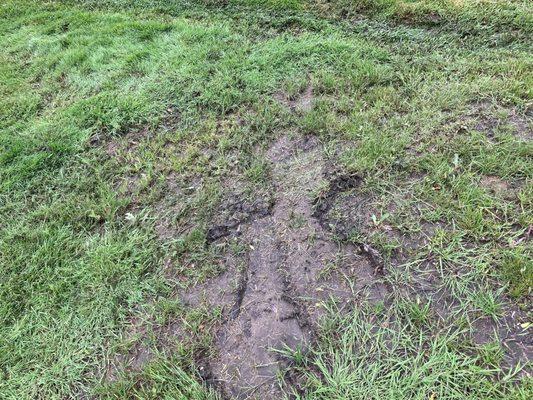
(308, 0, 533, 35)
(290, 303, 530, 399)
(96, 354, 219, 400)
(497, 246, 532, 299)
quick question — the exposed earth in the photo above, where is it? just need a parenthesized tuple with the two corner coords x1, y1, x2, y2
(1, 1, 532, 399)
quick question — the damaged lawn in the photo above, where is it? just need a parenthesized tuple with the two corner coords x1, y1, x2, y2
(0, 0, 531, 399)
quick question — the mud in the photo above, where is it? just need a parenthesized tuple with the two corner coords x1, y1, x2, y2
(480, 175, 521, 201)
(409, 258, 533, 373)
(471, 311, 532, 371)
(103, 311, 157, 383)
(311, 169, 533, 375)
(312, 173, 437, 268)
(180, 85, 381, 397)
(206, 134, 388, 399)
(103, 252, 239, 385)
(103, 95, 531, 395)
(458, 101, 532, 142)
(206, 192, 273, 244)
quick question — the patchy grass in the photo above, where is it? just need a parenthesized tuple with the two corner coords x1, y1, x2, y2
(0, 0, 531, 399)
(286, 303, 532, 400)
(309, 0, 533, 33)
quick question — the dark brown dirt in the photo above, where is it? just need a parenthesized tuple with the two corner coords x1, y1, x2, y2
(101, 94, 531, 395)
(457, 101, 532, 141)
(480, 175, 520, 201)
(311, 169, 533, 375)
(102, 132, 364, 397)
(313, 173, 440, 267)
(194, 88, 389, 398)
(471, 311, 532, 371)
(206, 134, 388, 399)
(206, 191, 273, 244)
(103, 252, 240, 385)
(104, 312, 155, 383)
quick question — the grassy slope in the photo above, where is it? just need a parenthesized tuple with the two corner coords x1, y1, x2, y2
(0, 0, 531, 399)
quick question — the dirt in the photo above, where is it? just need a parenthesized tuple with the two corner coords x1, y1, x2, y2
(206, 191, 273, 244)
(415, 261, 532, 367)
(456, 101, 532, 141)
(274, 83, 315, 114)
(102, 92, 531, 396)
(310, 169, 533, 375)
(180, 250, 243, 313)
(471, 311, 532, 371)
(103, 250, 240, 385)
(313, 173, 440, 267)
(480, 175, 521, 201)
(104, 313, 155, 383)
(194, 88, 387, 398)
(202, 134, 388, 399)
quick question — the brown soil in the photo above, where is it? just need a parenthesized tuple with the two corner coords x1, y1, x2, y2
(311, 170, 532, 374)
(206, 190, 273, 244)
(101, 123, 390, 398)
(208, 134, 388, 399)
(458, 101, 532, 141)
(274, 83, 315, 114)
(104, 314, 153, 383)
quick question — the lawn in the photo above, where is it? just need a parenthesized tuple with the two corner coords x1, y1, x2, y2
(0, 1, 531, 399)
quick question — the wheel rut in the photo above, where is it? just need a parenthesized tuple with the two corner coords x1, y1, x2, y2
(210, 135, 387, 399)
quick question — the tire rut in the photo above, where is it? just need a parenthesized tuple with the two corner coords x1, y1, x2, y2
(210, 135, 388, 399)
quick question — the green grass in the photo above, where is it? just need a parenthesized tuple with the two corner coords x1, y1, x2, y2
(309, 0, 533, 33)
(286, 303, 532, 400)
(0, 0, 531, 398)
(96, 354, 220, 399)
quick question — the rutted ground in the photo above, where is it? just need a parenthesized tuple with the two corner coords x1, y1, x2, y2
(2, 1, 532, 399)
(101, 83, 532, 399)
(103, 84, 394, 397)
(318, 180, 533, 371)
(209, 133, 389, 398)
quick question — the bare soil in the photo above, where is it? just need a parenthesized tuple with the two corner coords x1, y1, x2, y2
(207, 134, 388, 399)
(460, 101, 532, 141)
(274, 83, 315, 114)
(314, 172, 533, 374)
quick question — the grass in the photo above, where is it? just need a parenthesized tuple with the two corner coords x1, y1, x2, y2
(308, 0, 533, 34)
(96, 354, 220, 399)
(286, 303, 531, 400)
(0, 0, 531, 399)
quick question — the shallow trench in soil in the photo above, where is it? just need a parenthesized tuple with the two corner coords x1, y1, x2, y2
(190, 134, 532, 399)
(200, 134, 388, 399)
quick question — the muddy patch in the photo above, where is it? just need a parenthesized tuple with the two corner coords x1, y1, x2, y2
(205, 134, 388, 399)
(311, 169, 533, 375)
(480, 174, 522, 202)
(103, 120, 531, 397)
(103, 249, 240, 386)
(471, 310, 532, 372)
(313, 173, 440, 267)
(104, 314, 155, 383)
(206, 191, 273, 244)
(456, 101, 532, 141)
